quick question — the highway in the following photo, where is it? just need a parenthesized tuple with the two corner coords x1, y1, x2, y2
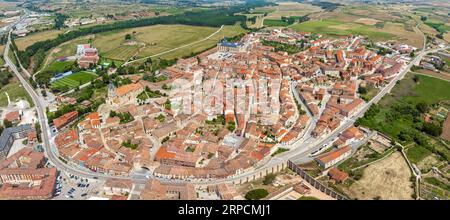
(3, 13, 449, 186)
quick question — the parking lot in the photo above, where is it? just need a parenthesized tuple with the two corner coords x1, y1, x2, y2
(52, 171, 105, 200)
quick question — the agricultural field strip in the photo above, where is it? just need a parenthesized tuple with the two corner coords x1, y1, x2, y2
(124, 25, 225, 65)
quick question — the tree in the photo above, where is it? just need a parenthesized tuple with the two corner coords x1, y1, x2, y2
(3, 119, 12, 128)
(35, 123, 42, 142)
(416, 102, 429, 114)
(226, 121, 236, 132)
(122, 139, 138, 149)
(164, 99, 171, 110)
(245, 189, 269, 200)
(162, 83, 170, 90)
(422, 122, 442, 137)
(263, 174, 276, 185)
(420, 16, 427, 21)
(413, 75, 420, 83)
(125, 34, 132, 40)
(358, 86, 368, 94)
(146, 58, 153, 65)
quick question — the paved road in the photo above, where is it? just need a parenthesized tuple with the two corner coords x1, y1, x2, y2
(4, 14, 449, 186)
(4, 28, 139, 182)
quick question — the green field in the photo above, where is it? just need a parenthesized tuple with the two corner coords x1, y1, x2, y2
(406, 145, 432, 164)
(263, 19, 289, 27)
(403, 74, 450, 105)
(291, 19, 395, 41)
(51, 71, 98, 91)
(357, 73, 450, 164)
(0, 82, 33, 107)
(46, 60, 75, 73)
(424, 22, 450, 34)
(359, 74, 450, 137)
(102, 45, 139, 61)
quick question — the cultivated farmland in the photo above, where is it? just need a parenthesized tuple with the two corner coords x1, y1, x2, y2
(40, 24, 247, 65)
(15, 29, 64, 51)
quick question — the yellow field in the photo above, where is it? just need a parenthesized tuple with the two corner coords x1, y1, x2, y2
(380, 22, 424, 48)
(254, 2, 323, 20)
(97, 24, 219, 59)
(267, 2, 323, 19)
(15, 29, 64, 50)
(39, 24, 246, 71)
(89, 24, 247, 61)
(345, 152, 414, 200)
(354, 18, 381, 26)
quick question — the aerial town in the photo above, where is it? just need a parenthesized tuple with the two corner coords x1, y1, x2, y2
(0, 0, 449, 202)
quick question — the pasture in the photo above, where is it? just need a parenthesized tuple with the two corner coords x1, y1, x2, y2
(263, 19, 289, 27)
(0, 81, 33, 107)
(46, 60, 75, 73)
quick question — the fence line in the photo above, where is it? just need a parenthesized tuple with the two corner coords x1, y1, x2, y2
(287, 160, 347, 200)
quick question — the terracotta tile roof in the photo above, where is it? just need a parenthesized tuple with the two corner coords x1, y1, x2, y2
(53, 111, 78, 129)
(328, 167, 349, 182)
(54, 129, 78, 149)
(316, 145, 351, 165)
(155, 147, 176, 160)
(5, 111, 20, 122)
(116, 83, 143, 97)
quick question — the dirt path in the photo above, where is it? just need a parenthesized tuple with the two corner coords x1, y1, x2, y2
(413, 70, 450, 82)
(123, 25, 225, 66)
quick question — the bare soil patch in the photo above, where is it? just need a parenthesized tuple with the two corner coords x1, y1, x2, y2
(354, 18, 381, 26)
(416, 69, 450, 82)
(345, 152, 414, 200)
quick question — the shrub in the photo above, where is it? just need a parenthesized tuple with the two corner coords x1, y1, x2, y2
(263, 174, 276, 185)
(245, 189, 269, 200)
(422, 122, 442, 137)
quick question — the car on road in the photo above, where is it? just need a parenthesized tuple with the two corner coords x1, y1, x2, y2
(81, 193, 88, 197)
